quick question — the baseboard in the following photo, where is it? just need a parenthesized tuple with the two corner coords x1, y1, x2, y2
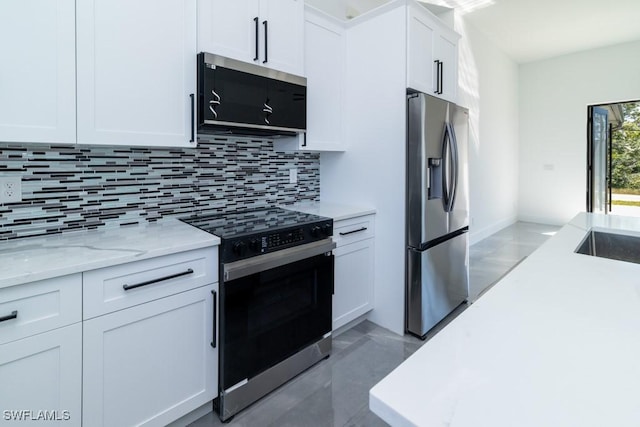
(165, 402, 212, 427)
(332, 312, 370, 337)
(517, 214, 567, 227)
(469, 216, 517, 245)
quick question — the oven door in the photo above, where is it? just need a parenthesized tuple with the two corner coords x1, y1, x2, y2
(220, 239, 334, 391)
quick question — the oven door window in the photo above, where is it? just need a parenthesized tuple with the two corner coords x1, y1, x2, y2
(222, 253, 333, 390)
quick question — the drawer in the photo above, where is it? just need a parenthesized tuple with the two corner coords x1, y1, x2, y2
(83, 247, 218, 319)
(333, 215, 375, 246)
(0, 274, 82, 345)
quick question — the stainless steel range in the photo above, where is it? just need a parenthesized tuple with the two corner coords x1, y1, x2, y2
(181, 207, 335, 421)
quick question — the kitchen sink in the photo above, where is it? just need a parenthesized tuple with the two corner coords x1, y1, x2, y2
(575, 229, 640, 264)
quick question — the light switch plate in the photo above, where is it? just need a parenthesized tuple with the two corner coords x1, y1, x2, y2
(289, 168, 298, 184)
(0, 176, 22, 203)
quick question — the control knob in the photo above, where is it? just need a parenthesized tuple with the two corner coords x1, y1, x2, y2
(310, 226, 321, 237)
(321, 223, 332, 236)
(232, 241, 247, 256)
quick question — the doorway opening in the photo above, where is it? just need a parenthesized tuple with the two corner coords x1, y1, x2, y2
(587, 100, 640, 216)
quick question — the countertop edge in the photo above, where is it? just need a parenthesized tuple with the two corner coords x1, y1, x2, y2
(280, 201, 377, 221)
(0, 220, 220, 290)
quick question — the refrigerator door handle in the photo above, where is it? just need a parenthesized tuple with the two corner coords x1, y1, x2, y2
(441, 123, 452, 212)
(448, 122, 459, 212)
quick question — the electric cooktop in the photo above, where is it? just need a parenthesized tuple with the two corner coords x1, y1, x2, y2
(180, 207, 333, 262)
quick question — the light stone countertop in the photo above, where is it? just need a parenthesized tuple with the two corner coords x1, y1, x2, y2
(0, 218, 220, 289)
(281, 201, 376, 221)
(370, 212, 640, 427)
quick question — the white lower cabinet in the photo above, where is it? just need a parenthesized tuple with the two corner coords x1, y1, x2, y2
(332, 215, 375, 330)
(0, 323, 82, 426)
(82, 284, 218, 427)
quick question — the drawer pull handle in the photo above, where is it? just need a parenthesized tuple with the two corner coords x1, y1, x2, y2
(339, 227, 367, 236)
(0, 310, 18, 323)
(123, 269, 194, 291)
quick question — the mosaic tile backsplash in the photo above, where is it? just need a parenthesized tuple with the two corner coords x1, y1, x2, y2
(0, 137, 320, 240)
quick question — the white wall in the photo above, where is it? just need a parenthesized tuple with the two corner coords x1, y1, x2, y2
(320, 5, 407, 335)
(519, 40, 640, 225)
(455, 17, 520, 244)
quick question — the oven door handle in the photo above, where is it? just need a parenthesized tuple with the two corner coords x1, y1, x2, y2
(223, 238, 336, 282)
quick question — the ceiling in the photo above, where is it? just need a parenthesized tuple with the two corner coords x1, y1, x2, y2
(307, 0, 640, 64)
(458, 0, 640, 63)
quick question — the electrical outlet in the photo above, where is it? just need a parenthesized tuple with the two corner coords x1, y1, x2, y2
(289, 168, 298, 184)
(0, 176, 22, 203)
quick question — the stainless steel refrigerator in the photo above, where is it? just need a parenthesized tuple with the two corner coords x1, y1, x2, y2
(406, 91, 469, 339)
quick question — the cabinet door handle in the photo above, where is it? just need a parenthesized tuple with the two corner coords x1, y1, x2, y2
(253, 17, 259, 61)
(262, 20, 268, 64)
(438, 61, 444, 94)
(0, 310, 18, 323)
(339, 227, 368, 236)
(122, 269, 194, 291)
(190, 93, 195, 143)
(433, 60, 440, 94)
(210, 290, 217, 348)
(302, 133, 307, 147)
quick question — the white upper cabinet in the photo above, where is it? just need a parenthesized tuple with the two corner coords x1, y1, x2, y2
(77, 0, 197, 147)
(197, 0, 259, 64)
(434, 29, 459, 102)
(407, 2, 459, 103)
(303, 8, 346, 151)
(198, 0, 304, 76)
(272, 6, 345, 153)
(259, 0, 305, 75)
(407, 9, 436, 98)
(0, 0, 76, 144)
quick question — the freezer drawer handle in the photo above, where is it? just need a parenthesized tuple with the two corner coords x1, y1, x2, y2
(0, 310, 18, 323)
(339, 227, 367, 236)
(123, 269, 194, 291)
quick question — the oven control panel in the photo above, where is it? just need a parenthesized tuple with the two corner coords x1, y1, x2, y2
(223, 221, 333, 263)
(266, 228, 305, 249)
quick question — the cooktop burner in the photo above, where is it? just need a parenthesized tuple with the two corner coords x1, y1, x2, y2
(180, 207, 333, 262)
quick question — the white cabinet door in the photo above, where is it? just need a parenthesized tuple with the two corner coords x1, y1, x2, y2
(259, 0, 304, 75)
(198, 0, 303, 75)
(407, 4, 459, 103)
(197, 0, 260, 63)
(435, 30, 459, 103)
(303, 9, 346, 151)
(0, 324, 82, 427)
(407, 8, 436, 96)
(333, 238, 375, 330)
(82, 284, 218, 427)
(0, 0, 75, 144)
(77, 0, 197, 147)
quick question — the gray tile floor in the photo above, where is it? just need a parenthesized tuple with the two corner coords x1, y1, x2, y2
(468, 222, 560, 301)
(189, 221, 560, 427)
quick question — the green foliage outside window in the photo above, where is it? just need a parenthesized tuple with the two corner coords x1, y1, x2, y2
(611, 102, 640, 192)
